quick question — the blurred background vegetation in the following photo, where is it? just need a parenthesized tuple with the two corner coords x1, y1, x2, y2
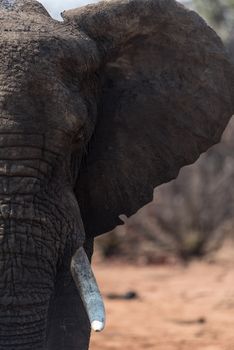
(95, 0, 234, 264)
(193, 0, 234, 59)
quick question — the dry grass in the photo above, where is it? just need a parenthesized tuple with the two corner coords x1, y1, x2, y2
(90, 241, 234, 350)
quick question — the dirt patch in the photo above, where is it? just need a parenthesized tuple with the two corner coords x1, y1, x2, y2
(90, 244, 234, 350)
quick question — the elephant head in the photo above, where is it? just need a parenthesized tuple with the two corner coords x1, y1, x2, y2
(0, 0, 233, 349)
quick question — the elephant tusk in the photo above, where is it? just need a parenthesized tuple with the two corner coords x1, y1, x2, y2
(71, 247, 106, 332)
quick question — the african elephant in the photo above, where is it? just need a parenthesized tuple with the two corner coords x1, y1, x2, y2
(0, 0, 233, 349)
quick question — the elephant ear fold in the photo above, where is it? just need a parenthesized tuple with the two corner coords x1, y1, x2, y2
(64, 0, 234, 237)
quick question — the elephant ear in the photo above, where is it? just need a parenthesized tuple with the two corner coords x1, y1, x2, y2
(63, 0, 234, 237)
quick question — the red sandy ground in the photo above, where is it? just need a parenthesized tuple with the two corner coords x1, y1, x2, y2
(90, 244, 234, 350)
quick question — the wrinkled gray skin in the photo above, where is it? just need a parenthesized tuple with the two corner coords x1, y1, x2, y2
(0, 0, 233, 349)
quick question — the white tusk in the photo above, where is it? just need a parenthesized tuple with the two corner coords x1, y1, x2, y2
(71, 247, 106, 332)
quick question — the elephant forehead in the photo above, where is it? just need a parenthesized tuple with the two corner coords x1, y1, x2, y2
(0, 2, 99, 140)
(0, 17, 97, 143)
(0, 0, 51, 16)
(0, 18, 100, 77)
(0, 2, 52, 31)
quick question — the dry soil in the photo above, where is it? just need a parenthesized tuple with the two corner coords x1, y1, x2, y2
(90, 244, 234, 350)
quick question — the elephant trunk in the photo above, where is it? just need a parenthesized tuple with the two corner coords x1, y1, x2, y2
(0, 301, 49, 349)
(0, 141, 69, 349)
(0, 194, 56, 349)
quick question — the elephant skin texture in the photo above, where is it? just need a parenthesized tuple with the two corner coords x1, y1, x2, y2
(0, 0, 233, 349)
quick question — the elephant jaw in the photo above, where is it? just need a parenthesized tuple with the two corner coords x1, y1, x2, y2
(71, 247, 106, 332)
